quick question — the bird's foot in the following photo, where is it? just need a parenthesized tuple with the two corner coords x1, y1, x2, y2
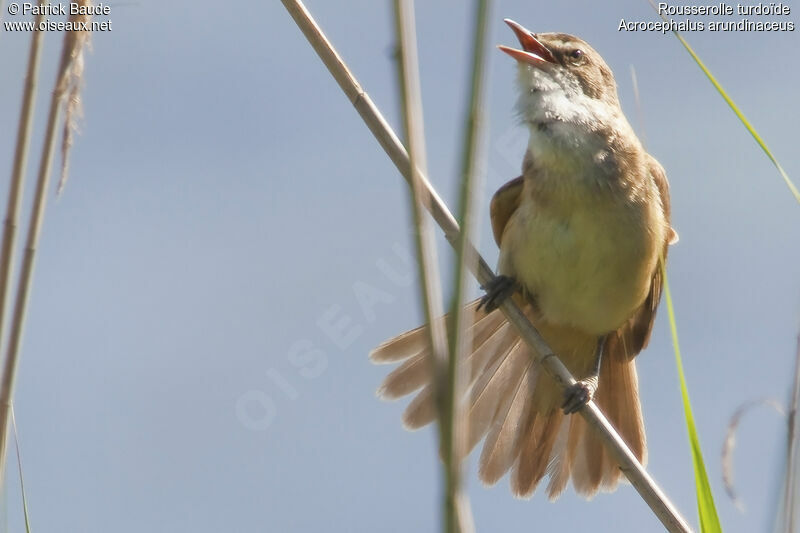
(561, 376, 598, 415)
(478, 275, 518, 312)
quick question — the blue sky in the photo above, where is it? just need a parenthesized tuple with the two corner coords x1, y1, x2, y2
(0, 1, 799, 531)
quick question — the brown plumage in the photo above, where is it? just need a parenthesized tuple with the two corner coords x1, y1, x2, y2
(370, 22, 678, 500)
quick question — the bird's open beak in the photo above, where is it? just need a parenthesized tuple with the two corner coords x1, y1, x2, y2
(498, 19, 555, 67)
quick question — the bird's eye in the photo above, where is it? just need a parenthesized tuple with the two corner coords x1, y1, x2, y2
(569, 49, 584, 61)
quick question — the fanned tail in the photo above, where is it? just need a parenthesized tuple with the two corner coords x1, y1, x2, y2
(371, 299, 647, 500)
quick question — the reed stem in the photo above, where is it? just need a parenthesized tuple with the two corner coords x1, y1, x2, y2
(0, 10, 46, 487)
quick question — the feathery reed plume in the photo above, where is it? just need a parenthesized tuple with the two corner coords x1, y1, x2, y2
(0, 2, 94, 487)
(280, 1, 692, 530)
(57, 0, 92, 195)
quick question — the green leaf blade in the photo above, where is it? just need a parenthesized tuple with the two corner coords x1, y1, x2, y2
(663, 267, 723, 533)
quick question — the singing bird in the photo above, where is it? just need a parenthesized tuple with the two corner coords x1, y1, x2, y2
(370, 20, 678, 500)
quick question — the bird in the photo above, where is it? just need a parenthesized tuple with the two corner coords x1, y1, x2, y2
(370, 19, 678, 501)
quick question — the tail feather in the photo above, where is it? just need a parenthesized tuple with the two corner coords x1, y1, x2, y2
(399, 318, 516, 430)
(569, 333, 647, 497)
(377, 352, 429, 399)
(464, 342, 515, 453)
(376, 309, 507, 401)
(464, 321, 516, 384)
(545, 413, 576, 500)
(608, 332, 646, 465)
(596, 332, 647, 483)
(575, 418, 606, 499)
(512, 409, 563, 498)
(566, 415, 597, 497)
(477, 358, 534, 484)
(369, 325, 427, 364)
(402, 385, 436, 430)
(369, 300, 483, 364)
(466, 340, 527, 452)
(467, 309, 508, 357)
(373, 299, 648, 501)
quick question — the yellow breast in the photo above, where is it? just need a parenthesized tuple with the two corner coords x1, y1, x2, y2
(498, 188, 664, 335)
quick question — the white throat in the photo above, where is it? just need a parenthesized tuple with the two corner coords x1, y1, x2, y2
(514, 65, 620, 183)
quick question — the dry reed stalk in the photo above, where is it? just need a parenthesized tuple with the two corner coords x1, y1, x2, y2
(0, 2, 92, 487)
(443, 0, 493, 530)
(782, 334, 800, 532)
(392, 3, 473, 531)
(279, 1, 693, 531)
(0, 8, 46, 488)
(720, 398, 784, 512)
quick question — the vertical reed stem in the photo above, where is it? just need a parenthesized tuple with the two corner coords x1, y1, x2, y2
(0, 10, 46, 486)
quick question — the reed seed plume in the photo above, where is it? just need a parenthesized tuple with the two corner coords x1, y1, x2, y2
(56, 0, 93, 195)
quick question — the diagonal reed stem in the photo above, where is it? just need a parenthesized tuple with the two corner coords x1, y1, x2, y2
(279, 2, 693, 531)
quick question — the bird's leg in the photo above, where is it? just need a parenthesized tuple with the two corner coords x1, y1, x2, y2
(562, 337, 605, 415)
(478, 275, 519, 312)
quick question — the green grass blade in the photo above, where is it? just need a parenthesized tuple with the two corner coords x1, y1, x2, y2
(11, 407, 31, 533)
(662, 263, 723, 533)
(649, 0, 800, 204)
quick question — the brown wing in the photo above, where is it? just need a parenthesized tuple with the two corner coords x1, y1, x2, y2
(490, 176, 525, 247)
(607, 154, 677, 360)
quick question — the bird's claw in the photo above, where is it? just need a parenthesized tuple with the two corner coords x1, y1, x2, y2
(561, 377, 598, 415)
(478, 275, 518, 312)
